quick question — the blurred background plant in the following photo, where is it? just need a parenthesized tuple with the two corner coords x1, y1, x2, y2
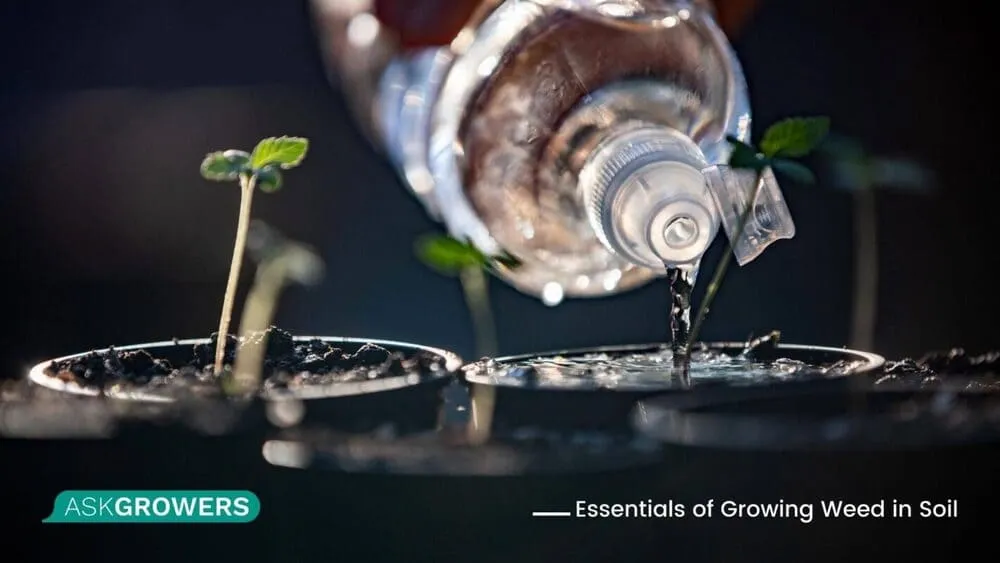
(818, 135, 936, 351)
(0, 0, 993, 379)
(415, 233, 521, 444)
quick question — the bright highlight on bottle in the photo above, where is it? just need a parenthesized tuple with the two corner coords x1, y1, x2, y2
(541, 282, 565, 306)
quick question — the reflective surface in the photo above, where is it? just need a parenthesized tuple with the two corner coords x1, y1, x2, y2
(464, 342, 885, 390)
(262, 425, 663, 475)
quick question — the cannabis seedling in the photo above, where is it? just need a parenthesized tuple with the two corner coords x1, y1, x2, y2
(818, 135, 934, 350)
(200, 136, 310, 377)
(685, 117, 830, 356)
(415, 234, 521, 358)
(415, 233, 521, 445)
(229, 221, 324, 396)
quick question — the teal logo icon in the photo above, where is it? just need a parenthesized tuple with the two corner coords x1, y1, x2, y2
(42, 490, 260, 523)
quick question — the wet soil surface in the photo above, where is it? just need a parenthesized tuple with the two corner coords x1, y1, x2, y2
(40, 326, 447, 397)
(875, 348, 1000, 390)
(464, 331, 875, 391)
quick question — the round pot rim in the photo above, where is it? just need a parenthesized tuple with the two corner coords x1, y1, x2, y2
(462, 342, 886, 390)
(28, 336, 463, 403)
(631, 380, 1000, 450)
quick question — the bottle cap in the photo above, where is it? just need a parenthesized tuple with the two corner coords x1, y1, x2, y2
(581, 125, 720, 270)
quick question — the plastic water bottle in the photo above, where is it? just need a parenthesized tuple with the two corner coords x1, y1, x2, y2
(312, 0, 795, 303)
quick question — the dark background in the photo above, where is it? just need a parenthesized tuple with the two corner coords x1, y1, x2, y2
(0, 1, 997, 561)
(1, 0, 997, 376)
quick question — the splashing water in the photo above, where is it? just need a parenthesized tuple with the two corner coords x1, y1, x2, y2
(666, 266, 693, 371)
(470, 347, 860, 391)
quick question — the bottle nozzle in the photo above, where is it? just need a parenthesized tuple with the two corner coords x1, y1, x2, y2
(581, 124, 797, 272)
(581, 125, 719, 270)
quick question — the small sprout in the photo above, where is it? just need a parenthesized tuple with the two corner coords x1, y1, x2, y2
(415, 234, 489, 274)
(414, 233, 522, 356)
(770, 159, 817, 185)
(818, 133, 865, 162)
(247, 220, 325, 286)
(684, 117, 829, 359)
(229, 222, 324, 396)
(868, 158, 934, 191)
(818, 134, 935, 193)
(760, 116, 831, 159)
(200, 150, 251, 181)
(726, 115, 830, 184)
(250, 136, 310, 170)
(415, 233, 522, 446)
(725, 136, 768, 171)
(200, 136, 310, 377)
(814, 134, 934, 351)
(256, 165, 284, 193)
(414, 233, 522, 276)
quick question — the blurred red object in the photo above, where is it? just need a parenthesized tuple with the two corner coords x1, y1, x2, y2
(374, 0, 760, 49)
(374, 0, 484, 49)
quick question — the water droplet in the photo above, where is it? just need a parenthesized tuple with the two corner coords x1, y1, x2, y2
(575, 275, 590, 290)
(603, 269, 622, 291)
(541, 282, 564, 306)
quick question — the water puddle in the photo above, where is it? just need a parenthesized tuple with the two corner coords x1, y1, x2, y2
(469, 346, 852, 391)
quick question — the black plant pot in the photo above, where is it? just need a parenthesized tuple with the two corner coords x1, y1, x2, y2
(251, 374, 999, 563)
(632, 376, 1000, 451)
(462, 342, 885, 435)
(26, 336, 463, 438)
(624, 375, 999, 561)
(5, 337, 463, 562)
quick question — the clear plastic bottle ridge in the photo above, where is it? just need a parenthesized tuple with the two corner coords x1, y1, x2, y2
(313, 0, 796, 303)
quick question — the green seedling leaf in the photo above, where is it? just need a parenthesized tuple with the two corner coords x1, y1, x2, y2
(205, 136, 309, 379)
(415, 234, 489, 275)
(726, 136, 768, 170)
(200, 150, 251, 181)
(250, 136, 309, 170)
(760, 116, 830, 158)
(256, 165, 283, 193)
(771, 158, 817, 184)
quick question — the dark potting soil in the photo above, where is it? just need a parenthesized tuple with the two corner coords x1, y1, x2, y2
(874, 348, 1000, 390)
(42, 326, 447, 396)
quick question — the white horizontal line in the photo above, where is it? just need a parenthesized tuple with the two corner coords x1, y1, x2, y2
(532, 511, 571, 517)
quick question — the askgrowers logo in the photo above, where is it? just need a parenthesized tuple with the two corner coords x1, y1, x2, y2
(42, 490, 260, 523)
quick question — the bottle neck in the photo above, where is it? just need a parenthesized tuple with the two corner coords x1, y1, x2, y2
(313, 0, 756, 300)
(579, 123, 720, 271)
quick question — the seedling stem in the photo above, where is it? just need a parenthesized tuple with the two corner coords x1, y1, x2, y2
(215, 174, 257, 376)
